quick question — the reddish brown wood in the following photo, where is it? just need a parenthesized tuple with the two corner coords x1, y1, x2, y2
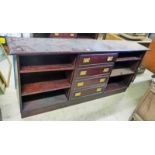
(116, 57, 141, 62)
(70, 86, 105, 99)
(23, 94, 67, 113)
(21, 79, 71, 96)
(105, 82, 127, 93)
(78, 53, 118, 66)
(76, 65, 113, 79)
(20, 64, 74, 73)
(110, 68, 134, 77)
(73, 75, 109, 90)
(8, 38, 148, 118)
(21, 88, 126, 118)
(50, 33, 77, 38)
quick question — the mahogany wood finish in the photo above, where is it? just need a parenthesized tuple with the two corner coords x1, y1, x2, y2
(71, 86, 105, 99)
(75, 64, 113, 79)
(50, 33, 77, 38)
(21, 79, 71, 96)
(7, 38, 148, 118)
(78, 53, 117, 66)
(20, 64, 74, 73)
(72, 75, 109, 90)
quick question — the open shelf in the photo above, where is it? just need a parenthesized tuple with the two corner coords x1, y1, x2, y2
(116, 57, 141, 62)
(105, 75, 133, 93)
(22, 90, 67, 114)
(20, 64, 74, 73)
(21, 79, 71, 96)
(116, 52, 143, 62)
(105, 82, 127, 93)
(110, 68, 134, 77)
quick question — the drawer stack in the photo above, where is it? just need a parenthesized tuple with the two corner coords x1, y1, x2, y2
(69, 53, 118, 99)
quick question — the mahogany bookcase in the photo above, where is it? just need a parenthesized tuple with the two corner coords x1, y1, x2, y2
(7, 38, 148, 118)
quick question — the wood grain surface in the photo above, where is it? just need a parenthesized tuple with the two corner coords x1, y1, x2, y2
(7, 38, 148, 55)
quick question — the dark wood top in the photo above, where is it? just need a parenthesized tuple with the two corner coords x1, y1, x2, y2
(7, 37, 148, 55)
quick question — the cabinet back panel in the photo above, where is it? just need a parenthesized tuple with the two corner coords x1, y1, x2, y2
(20, 55, 76, 66)
(108, 75, 134, 85)
(21, 71, 69, 84)
(118, 51, 144, 58)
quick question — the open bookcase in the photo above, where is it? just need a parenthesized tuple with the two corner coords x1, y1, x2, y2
(18, 54, 77, 114)
(105, 51, 144, 94)
(7, 38, 148, 117)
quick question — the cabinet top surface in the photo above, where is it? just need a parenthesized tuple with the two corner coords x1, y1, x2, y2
(7, 37, 148, 55)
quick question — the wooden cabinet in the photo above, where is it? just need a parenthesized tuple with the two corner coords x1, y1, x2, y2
(7, 38, 148, 118)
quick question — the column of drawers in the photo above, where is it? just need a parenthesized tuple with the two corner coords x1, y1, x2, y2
(69, 53, 118, 99)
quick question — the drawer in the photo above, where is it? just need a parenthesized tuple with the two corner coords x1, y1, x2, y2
(78, 53, 117, 66)
(71, 86, 105, 99)
(51, 33, 76, 38)
(76, 65, 113, 79)
(73, 75, 109, 90)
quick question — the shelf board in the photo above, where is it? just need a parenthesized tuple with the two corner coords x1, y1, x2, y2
(21, 79, 71, 96)
(116, 57, 141, 62)
(110, 68, 134, 77)
(22, 94, 67, 114)
(20, 64, 74, 73)
(105, 82, 127, 93)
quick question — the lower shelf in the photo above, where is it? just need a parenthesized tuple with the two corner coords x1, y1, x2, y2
(22, 94, 67, 114)
(105, 82, 127, 93)
(21, 85, 127, 118)
(21, 79, 71, 96)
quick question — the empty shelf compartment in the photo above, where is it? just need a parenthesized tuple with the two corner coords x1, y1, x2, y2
(105, 82, 127, 93)
(21, 79, 71, 96)
(110, 68, 134, 77)
(105, 75, 133, 93)
(20, 64, 74, 73)
(116, 57, 141, 62)
(22, 90, 68, 114)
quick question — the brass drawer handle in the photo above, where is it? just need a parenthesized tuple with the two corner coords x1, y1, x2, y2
(75, 92, 81, 97)
(96, 88, 102, 92)
(100, 78, 106, 83)
(103, 68, 109, 72)
(80, 70, 87, 76)
(83, 58, 90, 63)
(77, 82, 84, 87)
(107, 56, 113, 61)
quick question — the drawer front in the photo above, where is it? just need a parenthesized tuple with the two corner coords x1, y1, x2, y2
(73, 76, 109, 90)
(76, 65, 113, 79)
(78, 53, 117, 66)
(51, 33, 76, 38)
(71, 86, 105, 99)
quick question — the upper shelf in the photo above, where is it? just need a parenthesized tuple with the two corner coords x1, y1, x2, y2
(116, 57, 141, 62)
(110, 68, 134, 77)
(7, 38, 148, 55)
(20, 64, 74, 73)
